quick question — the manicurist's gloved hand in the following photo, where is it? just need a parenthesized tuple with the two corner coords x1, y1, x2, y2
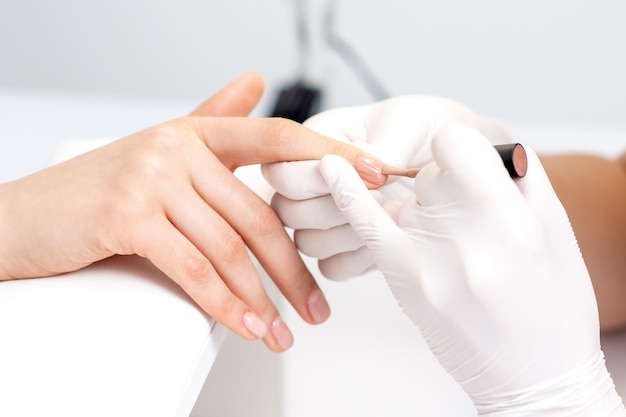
(263, 96, 512, 280)
(317, 124, 626, 416)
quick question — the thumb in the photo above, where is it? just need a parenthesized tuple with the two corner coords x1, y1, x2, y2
(189, 70, 265, 117)
(319, 154, 399, 242)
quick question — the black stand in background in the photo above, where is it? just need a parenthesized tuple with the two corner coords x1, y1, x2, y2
(269, 81, 322, 124)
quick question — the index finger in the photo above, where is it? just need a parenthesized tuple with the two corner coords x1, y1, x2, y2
(190, 116, 388, 189)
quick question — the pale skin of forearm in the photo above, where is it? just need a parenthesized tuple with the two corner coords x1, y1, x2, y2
(540, 152, 626, 332)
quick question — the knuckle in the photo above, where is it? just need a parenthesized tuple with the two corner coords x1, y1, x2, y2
(132, 120, 196, 174)
(263, 118, 298, 149)
(220, 232, 248, 264)
(106, 123, 194, 223)
(250, 202, 284, 238)
(183, 254, 214, 285)
(145, 124, 184, 150)
(126, 150, 171, 185)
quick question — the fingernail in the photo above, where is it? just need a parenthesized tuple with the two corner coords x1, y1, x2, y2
(243, 312, 268, 339)
(272, 316, 294, 350)
(307, 288, 330, 324)
(354, 155, 387, 186)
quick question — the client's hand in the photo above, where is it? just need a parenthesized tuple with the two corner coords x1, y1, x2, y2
(317, 124, 626, 416)
(264, 96, 513, 280)
(0, 71, 366, 352)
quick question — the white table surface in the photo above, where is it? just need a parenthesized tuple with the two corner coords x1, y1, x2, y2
(1, 90, 625, 417)
(0, 255, 226, 417)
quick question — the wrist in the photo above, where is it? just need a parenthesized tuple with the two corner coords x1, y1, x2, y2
(473, 351, 626, 417)
(0, 180, 30, 280)
(0, 181, 13, 279)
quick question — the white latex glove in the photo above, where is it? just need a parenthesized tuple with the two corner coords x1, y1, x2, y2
(263, 95, 513, 280)
(316, 124, 626, 416)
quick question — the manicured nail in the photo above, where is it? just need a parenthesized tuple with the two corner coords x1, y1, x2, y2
(307, 288, 330, 324)
(271, 317, 294, 350)
(243, 312, 268, 339)
(353, 155, 387, 186)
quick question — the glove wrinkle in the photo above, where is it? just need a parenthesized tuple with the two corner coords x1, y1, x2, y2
(474, 352, 622, 416)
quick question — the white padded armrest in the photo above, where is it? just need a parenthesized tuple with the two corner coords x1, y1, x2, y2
(0, 139, 277, 417)
(0, 255, 225, 417)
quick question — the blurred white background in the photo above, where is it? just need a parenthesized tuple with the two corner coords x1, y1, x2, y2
(1, 0, 625, 126)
